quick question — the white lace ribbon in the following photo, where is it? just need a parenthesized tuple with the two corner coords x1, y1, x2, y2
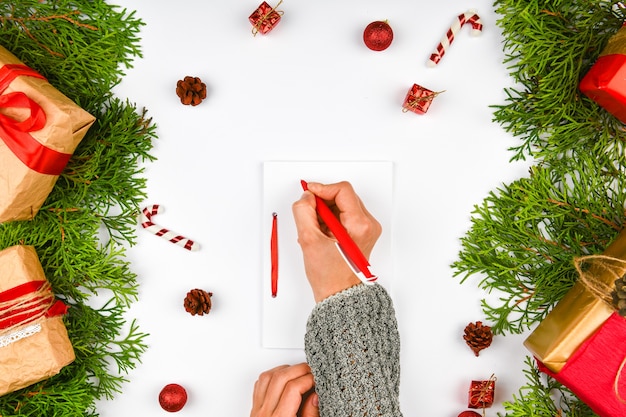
(0, 323, 42, 348)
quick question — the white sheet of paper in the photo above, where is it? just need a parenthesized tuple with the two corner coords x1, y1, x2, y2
(262, 161, 393, 349)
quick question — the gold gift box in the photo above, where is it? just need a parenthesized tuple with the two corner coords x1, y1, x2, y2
(524, 229, 626, 372)
(0, 245, 75, 396)
(0, 45, 95, 223)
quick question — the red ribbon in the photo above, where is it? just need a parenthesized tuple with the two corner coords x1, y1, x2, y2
(0, 279, 68, 331)
(0, 64, 73, 175)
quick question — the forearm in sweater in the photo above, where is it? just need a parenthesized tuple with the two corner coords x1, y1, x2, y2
(304, 283, 403, 417)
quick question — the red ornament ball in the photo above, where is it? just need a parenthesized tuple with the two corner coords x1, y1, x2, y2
(458, 411, 482, 417)
(159, 383, 188, 412)
(363, 20, 394, 51)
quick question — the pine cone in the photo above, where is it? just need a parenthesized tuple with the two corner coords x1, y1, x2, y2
(176, 76, 207, 106)
(184, 289, 213, 316)
(612, 273, 626, 316)
(463, 321, 493, 356)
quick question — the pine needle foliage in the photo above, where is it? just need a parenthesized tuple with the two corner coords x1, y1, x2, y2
(453, 0, 626, 338)
(451, 1, 626, 415)
(501, 357, 595, 417)
(0, 1, 155, 415)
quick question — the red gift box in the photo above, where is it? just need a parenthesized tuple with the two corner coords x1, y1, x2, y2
(579, 25, 626, 123)
(467, 376, 496, 409)
(402, 83, 439, 115)
(249, 1, 283, 36)
(538, 312, 626, 417)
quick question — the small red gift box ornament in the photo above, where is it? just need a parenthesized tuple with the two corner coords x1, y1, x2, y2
(249, 1, 283, 36)
(402, 83, 442, 115)
(468, 375, 496, 409)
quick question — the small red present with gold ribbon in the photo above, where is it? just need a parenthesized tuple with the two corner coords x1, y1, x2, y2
(467, 375, 496, 409)
(0, 245, 75, 396)
(0, 45, 95, 223)
(580, 24, 626, 123)
(249, 1, 283, 36)
(402, 83, 441, 115)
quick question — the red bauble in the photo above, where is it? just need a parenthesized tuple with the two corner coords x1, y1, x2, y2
(363, 21, 393, 51)
(458, 412, 482, 417)
(159, 383, 188, 412)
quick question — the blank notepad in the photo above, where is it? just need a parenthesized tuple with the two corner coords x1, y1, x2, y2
(262, 161, 393, 349)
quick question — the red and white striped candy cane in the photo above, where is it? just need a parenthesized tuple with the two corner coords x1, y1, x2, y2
(427, 10, 483, 67)
(140, 204, 199, 251)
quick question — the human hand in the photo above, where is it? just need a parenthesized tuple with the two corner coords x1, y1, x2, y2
(250, 363, 319, 417)
(292, 181, 382, 302)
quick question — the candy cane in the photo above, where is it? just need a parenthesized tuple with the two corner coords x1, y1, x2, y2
(140, 205, 199, 251)
(427, 10, 483, 67)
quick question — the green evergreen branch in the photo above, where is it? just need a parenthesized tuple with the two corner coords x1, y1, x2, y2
(0, 1, 153, 415)
(500, 357, 596, 417)
(453, 0, 626, 413)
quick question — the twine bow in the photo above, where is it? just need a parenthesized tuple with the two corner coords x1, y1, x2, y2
(573, 254, 626, 403)
(0, 63, 73, 175)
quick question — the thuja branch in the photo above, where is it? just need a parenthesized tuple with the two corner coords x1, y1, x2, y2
(501, 357, 596, 417)
(0, 1, 154, 416)
(0, 10, 98, 57)
(451, 1, 626, 414)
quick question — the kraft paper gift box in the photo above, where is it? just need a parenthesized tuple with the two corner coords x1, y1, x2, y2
(524, 228, 626, 372)
(538, 312, 626, 417)
(580, 24, 626, 124)
(0, 245, 75, 396)
(0, 45, 95, 223)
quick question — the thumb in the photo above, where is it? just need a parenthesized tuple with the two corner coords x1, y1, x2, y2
(299, 392, 319, 417)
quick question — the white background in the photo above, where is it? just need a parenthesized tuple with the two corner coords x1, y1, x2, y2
(98, 0, 535, 415)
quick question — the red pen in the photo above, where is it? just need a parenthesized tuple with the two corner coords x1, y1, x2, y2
(300, 180, 377, 284)
(270, 212, 278, 297)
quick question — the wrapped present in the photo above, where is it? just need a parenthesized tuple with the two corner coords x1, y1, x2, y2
(524, 228, 626, 372)
(249, 1, 283, 36)
(538, 312, 626, 417)
(402, 83, 440, 115)
(0, 45, 95, 223)
(0, 245, 75, 396)
(467, 375, 496, 409)
(579, 24, 626, 123)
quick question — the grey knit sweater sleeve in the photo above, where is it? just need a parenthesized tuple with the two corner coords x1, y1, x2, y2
(304, 283, 403, 417)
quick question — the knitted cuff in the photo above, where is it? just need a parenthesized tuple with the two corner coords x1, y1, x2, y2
(305, 283, 403, 417)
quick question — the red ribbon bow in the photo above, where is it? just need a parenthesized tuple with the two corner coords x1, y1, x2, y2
(0, 64, 73, 175)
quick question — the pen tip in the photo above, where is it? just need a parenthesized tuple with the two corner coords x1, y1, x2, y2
(300, 179, 308, 191)
(272, 212, 277, 217)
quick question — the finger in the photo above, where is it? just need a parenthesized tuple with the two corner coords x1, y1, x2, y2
(272, 373, 315, 416)
(299, 392, 320, 417)
(307, 181, 367, 219)
(261, 364, 312, 413)
(292, 191, 329, 243)
(252, 365, 289, 410)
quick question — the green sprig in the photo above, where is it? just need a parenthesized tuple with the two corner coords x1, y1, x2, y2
(501, 357, 595, 416)
(452, 1, 626, 415)
(0, 1, 155, 415)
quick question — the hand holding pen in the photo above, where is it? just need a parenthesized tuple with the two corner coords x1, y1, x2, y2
(292, 181, 382, 302)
